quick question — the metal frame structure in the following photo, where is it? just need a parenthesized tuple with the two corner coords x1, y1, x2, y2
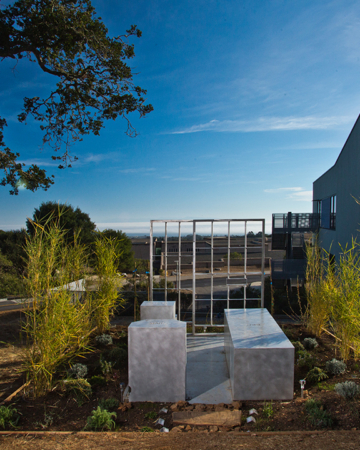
(150, 219, 265, 335)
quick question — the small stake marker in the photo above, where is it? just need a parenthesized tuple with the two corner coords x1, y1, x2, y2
(300, 379, 306, 398)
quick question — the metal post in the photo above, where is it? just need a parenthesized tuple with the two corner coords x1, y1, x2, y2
(192, 221, 196, 335)
(261, 219, 265, 308)
(244, 221, 247, 309)
(164, 222, 168, 302)
(227, 221, 230, 305)
(178, 221, 181, 320)
(210, 220, 214, 326)
(150, 221, 153, 302)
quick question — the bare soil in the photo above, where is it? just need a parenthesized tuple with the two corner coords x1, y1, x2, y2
(1, 310, 360, 449)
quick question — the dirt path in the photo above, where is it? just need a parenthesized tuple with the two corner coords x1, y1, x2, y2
(1, 430, 360, 450)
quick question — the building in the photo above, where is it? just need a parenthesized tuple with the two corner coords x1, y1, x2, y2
(271, 212, 318, 287)
(313, 114, 360, 260)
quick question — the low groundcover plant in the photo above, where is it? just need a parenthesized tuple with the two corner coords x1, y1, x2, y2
(85, 406, 116, 431)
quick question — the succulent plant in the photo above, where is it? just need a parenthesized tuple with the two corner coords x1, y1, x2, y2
(68, 363, 88, 379)
(335, 381, 360, 400)
(325, 358, 347, 376)
(96, 334, 113, 346)
(303, 337, 318, 350)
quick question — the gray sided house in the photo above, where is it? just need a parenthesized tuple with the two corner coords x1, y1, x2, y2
(313, 114, 360, 260)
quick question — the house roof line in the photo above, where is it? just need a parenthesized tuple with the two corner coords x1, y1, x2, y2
(313, 113, 360, 186)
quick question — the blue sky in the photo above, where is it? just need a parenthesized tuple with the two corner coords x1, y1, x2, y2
(1, 0, 360, 234)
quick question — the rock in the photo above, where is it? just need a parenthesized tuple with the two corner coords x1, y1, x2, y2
(194, 404, 206, 411)
(185, 425, 192, 431)
(170, 426, 183, 433)
(214, 403, 226, 412)
(231, 401, 242, 410)
(209, 425, 219, 432)
(170, 400, 188, 412)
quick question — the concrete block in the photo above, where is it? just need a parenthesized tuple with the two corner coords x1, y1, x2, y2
(140, 301, 176, 320)
(128, 319, 186, 402)
(224, 309, 294, 401)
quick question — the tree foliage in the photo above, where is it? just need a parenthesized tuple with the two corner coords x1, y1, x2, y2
(101, 229, 134, 272)
(0, 229, 27, 274)
(26, 201, 96, 245)
(0, 249, 26, 297)
(0, 0, 153, 194)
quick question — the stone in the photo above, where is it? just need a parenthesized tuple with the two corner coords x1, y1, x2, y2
(170, 426, 183, 433)
(232, 401, 242, 410)
(209, 426, 219, 432)
(214, 404, 226, 412)
(194, 404, 206, 411)
(170, 400, 188, 411)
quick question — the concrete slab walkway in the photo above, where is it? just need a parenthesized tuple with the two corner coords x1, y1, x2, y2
(186, 335, 232, 404)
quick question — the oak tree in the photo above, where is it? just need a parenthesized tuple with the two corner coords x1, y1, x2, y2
(0, 0, 152, 194)
(26, 201, 96, 244)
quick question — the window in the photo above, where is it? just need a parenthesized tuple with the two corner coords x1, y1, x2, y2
(319, 195, 336, 230)
(330, 195, 336, 230)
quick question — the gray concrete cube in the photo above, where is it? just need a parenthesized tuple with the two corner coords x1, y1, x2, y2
(224, 309, 294, 400)
(140, 301, 176, 320)
(128, 319, 186, 402)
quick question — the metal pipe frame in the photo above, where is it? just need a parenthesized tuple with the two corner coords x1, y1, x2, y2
(150, 219, 266, 333)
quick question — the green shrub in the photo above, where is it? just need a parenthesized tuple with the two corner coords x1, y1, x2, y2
(335, 381, 360, 400)
(144, 411, 157, 420)
(68, 363, 88, 379)
(0, 405, 20, 429)
(306, 367, 328, 383)
(262, 401, 274, 419)
(292, 341, 305, 353)
(297, 350, 316, 368)
(140, 426, 154, 432)
(96, 334, 113, 346)
(325, 359, 346, 376)
(305, 399, 332, 428)
(99, 355, 113, 375)
(303, 337, 318, 350)
(89, 375, 107, 387)
(317, 381, 335, 391)
(60, 378, 92, 402)
(85, 406, 116, 431)
(98, 398, 119, 411)
(107, 346, 127, 365)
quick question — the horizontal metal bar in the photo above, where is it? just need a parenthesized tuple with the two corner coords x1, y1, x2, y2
(151, 219, 265, 224)
(193, 297, 261, 301)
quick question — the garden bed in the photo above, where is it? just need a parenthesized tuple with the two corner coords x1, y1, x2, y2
(0, 310, 359, 433)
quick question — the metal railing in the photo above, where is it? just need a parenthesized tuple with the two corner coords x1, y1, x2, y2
(272, 213, 320, 233)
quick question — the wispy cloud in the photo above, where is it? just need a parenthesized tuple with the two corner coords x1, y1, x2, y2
(171, 116, 350, 134)
(96, 222, 150, 233)
(264, 187, 303, 193)
(19, 158, 58, 167)
(265, 187, 312, 202)
(290, 190, 313, 202)
(118, 168, 156, 174)
(82, 153, 119, 163)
